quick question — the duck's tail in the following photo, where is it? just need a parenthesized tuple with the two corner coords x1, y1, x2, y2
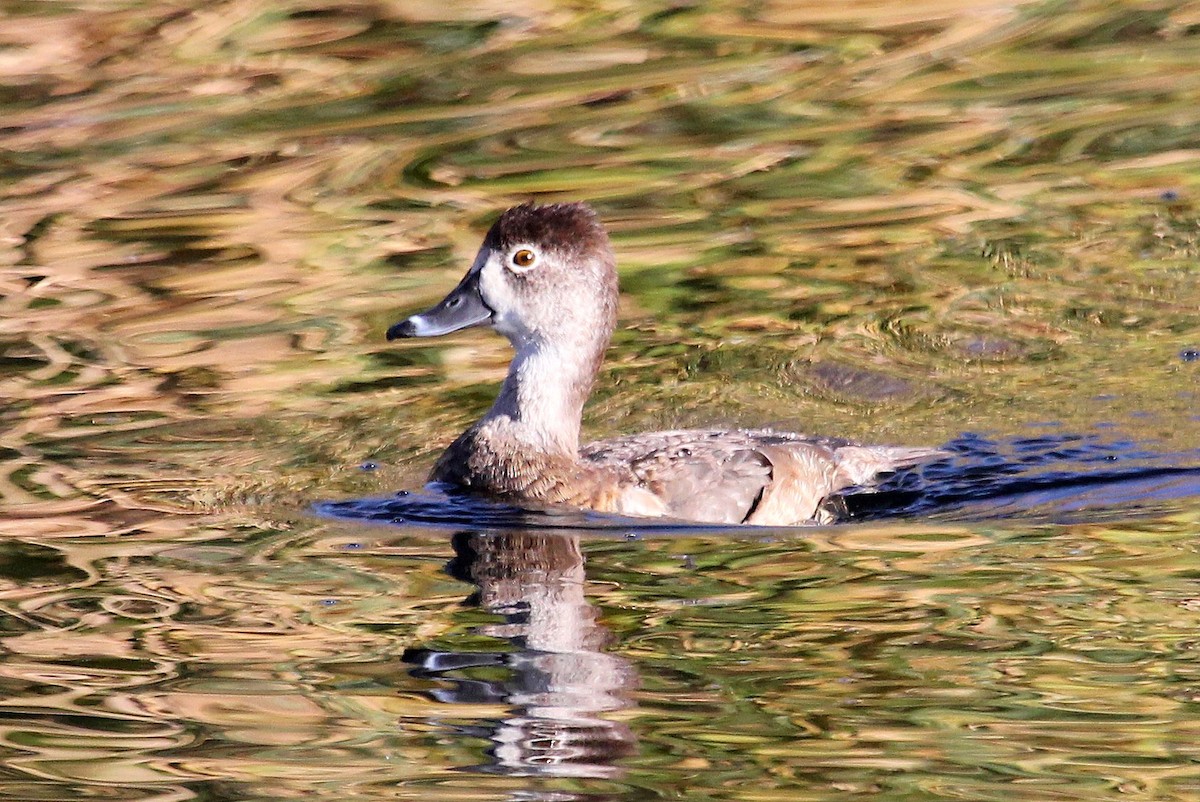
(834, 445, 950, 488)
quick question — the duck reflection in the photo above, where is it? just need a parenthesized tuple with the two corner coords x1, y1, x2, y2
(404, 531, 637, 778)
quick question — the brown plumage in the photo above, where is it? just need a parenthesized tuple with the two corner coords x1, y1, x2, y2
(387, 202, 944, 525)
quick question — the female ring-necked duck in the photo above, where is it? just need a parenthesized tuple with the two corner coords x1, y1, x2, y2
(388, 202, 943, 525)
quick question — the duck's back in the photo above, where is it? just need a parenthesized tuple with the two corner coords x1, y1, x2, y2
(581, 429, 940, 526)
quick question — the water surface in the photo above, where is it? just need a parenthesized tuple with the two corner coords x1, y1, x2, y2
(2, 1, 1199, 799)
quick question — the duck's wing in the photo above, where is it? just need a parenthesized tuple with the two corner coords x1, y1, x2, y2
(582, 430, 774, 524)
(582, 429, 947, 526)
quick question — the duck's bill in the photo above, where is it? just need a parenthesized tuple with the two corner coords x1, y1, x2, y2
(387, 269, 493, 340)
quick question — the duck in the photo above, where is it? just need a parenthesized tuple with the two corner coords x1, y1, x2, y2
(386, 202, 945, 525)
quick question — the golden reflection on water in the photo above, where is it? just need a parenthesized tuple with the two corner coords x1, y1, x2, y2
(1, 0, 1199, 799)
(2, 515, 1200, 799)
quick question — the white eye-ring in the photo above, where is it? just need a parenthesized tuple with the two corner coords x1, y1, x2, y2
(508, 246, 538, 272)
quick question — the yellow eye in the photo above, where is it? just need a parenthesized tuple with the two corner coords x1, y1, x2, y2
(511, 249, 536, 268)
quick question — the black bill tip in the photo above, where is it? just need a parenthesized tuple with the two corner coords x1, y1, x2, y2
(386, 319, 417, 340)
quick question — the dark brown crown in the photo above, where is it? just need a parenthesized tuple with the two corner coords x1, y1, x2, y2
(482, 202, 609, 259)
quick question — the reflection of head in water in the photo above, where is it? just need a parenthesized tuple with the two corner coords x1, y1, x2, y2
(406, 530, 637, 778)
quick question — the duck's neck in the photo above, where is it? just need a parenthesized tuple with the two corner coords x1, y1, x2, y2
(482, 339, 601, 456)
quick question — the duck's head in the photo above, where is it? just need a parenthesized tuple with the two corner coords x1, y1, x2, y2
(387, 203, 618, 353)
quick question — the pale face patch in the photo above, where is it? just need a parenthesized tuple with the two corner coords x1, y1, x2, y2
(477, 246, 533, 344)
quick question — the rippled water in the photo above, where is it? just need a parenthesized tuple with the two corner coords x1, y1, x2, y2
(2, 1, 1200, 799)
